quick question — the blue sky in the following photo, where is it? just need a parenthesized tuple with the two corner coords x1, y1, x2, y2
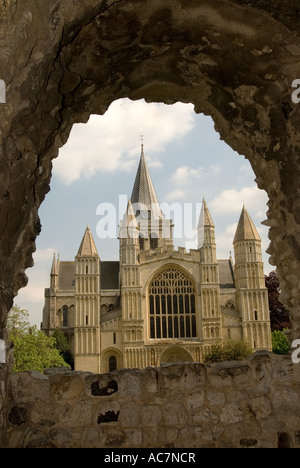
(15, 98, 272, 326)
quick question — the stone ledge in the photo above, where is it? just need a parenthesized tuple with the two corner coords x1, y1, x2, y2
(2, 352, 300, 448)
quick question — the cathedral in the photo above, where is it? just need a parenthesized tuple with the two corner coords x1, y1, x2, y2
(42, 145, 272, 373)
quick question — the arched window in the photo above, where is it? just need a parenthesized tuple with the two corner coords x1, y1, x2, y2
(149, 267, 197, 339)
(62, 305, 68, 327)
(109, 355, 117, 372)
(150, 235, 158, 250)
(139, 235, 145, 251)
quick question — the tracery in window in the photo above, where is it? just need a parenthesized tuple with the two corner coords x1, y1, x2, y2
(149, 267, 197, 339)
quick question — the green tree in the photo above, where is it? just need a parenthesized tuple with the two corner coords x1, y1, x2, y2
(8, 305, 70, 373)
(7, 305, 31, 333)
(204, 340, 253, 364)
(52, 329, 74, 369)
(271, 330, 290, 355)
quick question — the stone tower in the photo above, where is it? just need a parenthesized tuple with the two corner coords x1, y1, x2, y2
(74, 226, 101, 373)
(198, 199, 221, 347)
(119, 200, 143, 368)
(119, 144, 174, 368)
(233, 206, 272, 350)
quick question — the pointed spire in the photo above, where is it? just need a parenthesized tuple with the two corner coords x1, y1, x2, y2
(130, 143, 163, 219)
(126, 200, 139, 229)
(77, 226, 99, 257)
(119, 200, 139, 240)
(198, 198, 214, 229)
(51, 253, 58, 276)
(197, 199, 215, 249)
(234, 206, 261, 243)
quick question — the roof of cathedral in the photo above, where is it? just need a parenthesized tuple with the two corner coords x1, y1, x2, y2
(56, 261, 120, 291)
(77, 226, 99, 257)
(58, 262, 76, 291)
(130, 145, 163, 219)
(55, 259, 234, 291)
(234, 206, 261, 243)
(101, 261, 120, 289)
(218, 259, 235, 288)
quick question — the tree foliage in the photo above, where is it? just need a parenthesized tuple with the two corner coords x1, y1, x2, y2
(204, 340, 253, 364)
(7, 305, 31, 333)
(271, 330, 290, 355)
(52, 329, 74, 369)
(8, 305, 70, 373)
(265, 271, 291, 331)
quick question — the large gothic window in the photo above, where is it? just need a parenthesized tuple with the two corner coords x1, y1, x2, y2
(149, 267, 197, 339)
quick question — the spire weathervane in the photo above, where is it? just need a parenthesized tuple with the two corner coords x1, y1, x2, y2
(140, 134, 144, 145)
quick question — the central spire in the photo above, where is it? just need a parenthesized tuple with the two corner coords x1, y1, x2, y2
(130, 143, 163, 219)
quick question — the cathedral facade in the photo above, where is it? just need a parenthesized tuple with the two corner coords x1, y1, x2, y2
(42, 146, 272, 373)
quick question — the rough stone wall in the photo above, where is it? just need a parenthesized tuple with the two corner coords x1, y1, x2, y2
(1, 0, 300, 448)
(1, 352, 300, 449)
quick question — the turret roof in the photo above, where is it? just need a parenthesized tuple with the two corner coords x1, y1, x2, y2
(234, 206, 261, 243)
(77, 226, 99, 257)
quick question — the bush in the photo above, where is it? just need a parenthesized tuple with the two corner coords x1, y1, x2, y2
(204, 340, 253, 364)
(271, 330, 290, 355)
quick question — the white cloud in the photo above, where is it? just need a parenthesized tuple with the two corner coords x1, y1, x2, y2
(170, 166, 204, 185)
(210, 186, 268, 217)
(215, 223, 238, 258)
(166, 163, 222, 201)
(209, 164, 221, 175)
(239, 164, 253, 177)
(32, 248, 55, 262)
(53, 99, 195, 185)
(165, 190, 187, 201)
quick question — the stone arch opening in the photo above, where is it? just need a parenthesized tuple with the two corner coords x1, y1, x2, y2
(1, 1, 300, 371)
(159, 346, 194, 365)
(101, 348, 123, 374)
